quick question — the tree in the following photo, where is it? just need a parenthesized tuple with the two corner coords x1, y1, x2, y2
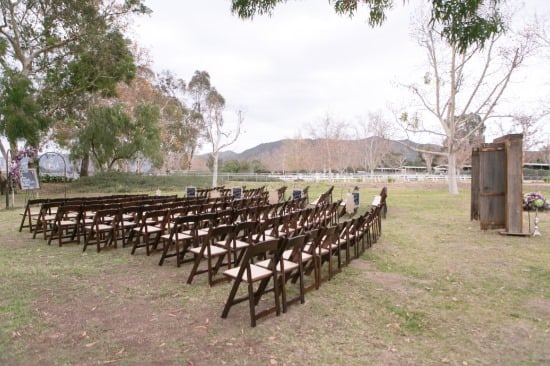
(355, 112, 393, 174)
(0, 0, 149, 170)
(222, 159, 238, 173)
(400, 11, 536, 194)
(73, 103, 161, 172)
(307, 113, 348, 178)
(152, 70, 204, 171)
(205, 91, 243, 186)
(0, 72, 49, 148)
(444, 113, 485, 172)
(497, 112, 546, 153)
(230, 0, 505, 52)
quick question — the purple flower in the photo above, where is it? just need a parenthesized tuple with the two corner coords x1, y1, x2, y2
(523, 192, 546, 210)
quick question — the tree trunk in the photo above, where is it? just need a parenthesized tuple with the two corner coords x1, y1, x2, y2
(447, 152, 459, 194)
(212, 152, 218, 187)
(80, 153, 90, 177)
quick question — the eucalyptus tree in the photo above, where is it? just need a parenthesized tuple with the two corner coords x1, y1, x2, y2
(205, 88, 243, 187)
(230, 0, 505, 52)
(153, 71, 204, 171)
(73, 103, 161, 172)
(0, 0, 150, 165)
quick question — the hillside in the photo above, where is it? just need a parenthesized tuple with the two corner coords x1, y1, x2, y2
(198, 137, 445, 172)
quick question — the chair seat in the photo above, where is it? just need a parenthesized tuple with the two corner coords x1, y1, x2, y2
(189, 245, 227, 257)
(133, 225, 162, 233)
(119, 220, 136, 228)
(261, 234, 278, 241)
(224, 264, 273, 282)
(232, 239, 251, 250)
(161, 232, 193, 241)
(283, 249, 313, 262)
(86, 223, 112, 231)
(59, 219, 77, 227)
(304, 244, 329, 256)
(256, 258, 299, 273)
(197, 228, 209, 236)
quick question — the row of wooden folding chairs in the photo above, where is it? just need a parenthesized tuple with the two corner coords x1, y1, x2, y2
(26, 192, 303, 254)
(127, 196, 307, 259)
(24, 194, 174, 236)
(220, 192, 387, 327)
(219, 222, 355, 327)
(19, 194, 148, 233)
(153, 200, 303, 264)
(29, 195, 184, 248)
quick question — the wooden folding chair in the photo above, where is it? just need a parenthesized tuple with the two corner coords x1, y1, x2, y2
(33, 201, 61, 240)
(346, 215, 367, 260)
(336, 220, 353, 265)
(130, 208, 168, 255)
(19, 198, 48, 233)
(47, 204, 83, 246)
(257, 235, 307, 313)
(158, 214, 196, 267)
(221, 237, 284, 327)
(254, 215, 280, 243)
(118, 205, 143, 247)
(82, 207, 119, 252)
(186, 224, 231, 286)
(228, 220, 257, 267)
(317, 225, 342, 281)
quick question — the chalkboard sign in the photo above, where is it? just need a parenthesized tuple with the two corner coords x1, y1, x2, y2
(186, 186, 196, 198)
(20, 169, 40, 190)
(232, 187, 242, 200)
(292, 189, 302, 200)
(353, 192, 360, 207)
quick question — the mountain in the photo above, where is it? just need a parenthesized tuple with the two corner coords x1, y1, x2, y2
(195, 137, 443, 172)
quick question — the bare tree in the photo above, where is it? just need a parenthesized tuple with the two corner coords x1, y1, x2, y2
(283, 133, 310, 172)
(205, 87, 243, 187)
(307, 113, 349, 179)
(355, 112, 393, 174)
(400, 10, 538, 194)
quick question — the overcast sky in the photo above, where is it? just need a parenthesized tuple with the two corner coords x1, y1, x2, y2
(132, 0, 550, 153)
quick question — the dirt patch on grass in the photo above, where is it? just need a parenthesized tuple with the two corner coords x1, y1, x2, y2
(524, 297, 550, 319)
(349, 259, 430, 298)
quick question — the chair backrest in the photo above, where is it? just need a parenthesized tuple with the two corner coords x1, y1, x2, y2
(216, 208, 234, 226)
(140, 208, 168, 229)
(283, 235, 307, 264)
(92, 207, 120, 227)
(241, 237, 283, 271)
(233, 220, 258, 244)
(319, 225, 338, 250)
(255, 215, 281, 242)
(56, 204, 82, 222)
(209, 224, 234, 248)
(120, 205, 143, 222)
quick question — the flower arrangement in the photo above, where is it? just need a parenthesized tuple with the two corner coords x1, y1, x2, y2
(523, 192, 548, 211)
(8, 146, 37, 186)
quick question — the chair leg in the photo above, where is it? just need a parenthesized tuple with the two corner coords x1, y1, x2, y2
(248, 281, 257, 327)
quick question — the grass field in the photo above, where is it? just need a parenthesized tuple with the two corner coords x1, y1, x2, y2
(0, 179, 548, 365)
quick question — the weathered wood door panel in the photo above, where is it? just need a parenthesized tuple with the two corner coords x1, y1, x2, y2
(479, 144, 506, 230)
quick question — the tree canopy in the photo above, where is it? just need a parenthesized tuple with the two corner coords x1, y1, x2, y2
(230, 0, 504, 52)
(0, 0, 149, 155)
(73, 103, 161, 172)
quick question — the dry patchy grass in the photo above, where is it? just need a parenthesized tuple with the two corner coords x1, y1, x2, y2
(0, 182, 549, 365)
